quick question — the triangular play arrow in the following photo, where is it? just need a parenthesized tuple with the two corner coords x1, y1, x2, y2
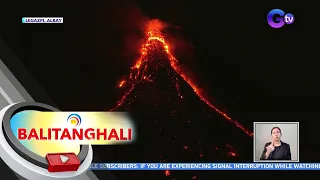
(60, 155, 69, 163)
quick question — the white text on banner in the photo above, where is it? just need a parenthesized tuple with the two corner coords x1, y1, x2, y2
(90, 163, 320, 170)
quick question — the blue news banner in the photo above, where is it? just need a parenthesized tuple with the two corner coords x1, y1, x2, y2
(90, 163, 320, 170)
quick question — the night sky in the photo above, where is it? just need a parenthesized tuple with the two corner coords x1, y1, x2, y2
(0, 0, 319, 179)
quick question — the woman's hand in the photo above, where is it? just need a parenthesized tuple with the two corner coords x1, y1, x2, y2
(266, 141, 275, 153)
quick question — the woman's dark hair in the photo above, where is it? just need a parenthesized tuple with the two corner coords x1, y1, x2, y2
(271, 127, 281, 134)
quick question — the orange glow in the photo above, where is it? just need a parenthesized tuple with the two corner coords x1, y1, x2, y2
(118, 80, 125, 88)
(112, 19, 253, 137)
(165, 170, 170, 176)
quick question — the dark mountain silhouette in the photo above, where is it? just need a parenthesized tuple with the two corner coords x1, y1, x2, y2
(93, 41, 253, 179)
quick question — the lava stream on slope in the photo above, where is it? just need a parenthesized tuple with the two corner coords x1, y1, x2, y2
(112, 21, 252, 137)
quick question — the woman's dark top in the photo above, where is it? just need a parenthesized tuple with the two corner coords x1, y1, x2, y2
(260, 141, 291, 160)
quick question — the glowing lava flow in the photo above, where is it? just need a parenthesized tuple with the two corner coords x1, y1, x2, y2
(112, 24, 253, 137)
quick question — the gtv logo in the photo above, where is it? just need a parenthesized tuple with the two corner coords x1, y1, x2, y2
(267, 9, 294, 28)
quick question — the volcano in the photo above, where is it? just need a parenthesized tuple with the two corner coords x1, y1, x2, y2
(93, 20, 253, 180)
(111, 23, 252, 137)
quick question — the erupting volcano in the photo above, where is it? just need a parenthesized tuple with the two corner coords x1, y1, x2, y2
(112, 19, 252, 137)
(102, 19, 255, 179)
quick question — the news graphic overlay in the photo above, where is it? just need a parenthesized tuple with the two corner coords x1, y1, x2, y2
(253, 122, 299, 162)
(90, 163, 320, 170)
(46, 153, 81, 172)
(267, 9, 294, 28)
(0, 102, 93, 180)
(10, 110, 134, 157)
(9, 109, 134, 173)
(13, 111, 134, 150)
(22, 17, 63, 23)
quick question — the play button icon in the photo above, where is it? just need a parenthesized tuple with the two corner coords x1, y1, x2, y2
(46, 153, 80, 172)
(60, 155, 69, 163)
